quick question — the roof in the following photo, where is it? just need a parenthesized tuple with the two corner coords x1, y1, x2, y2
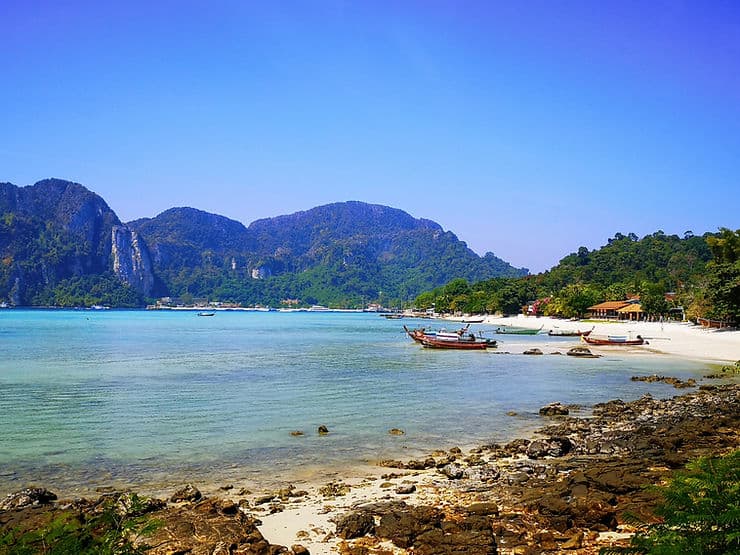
(617, 303, 643, 313)
(588, 301, 630, 311)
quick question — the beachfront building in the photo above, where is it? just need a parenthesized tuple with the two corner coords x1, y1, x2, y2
(617, 303, 645, 321)
(587, 301, 630, 319)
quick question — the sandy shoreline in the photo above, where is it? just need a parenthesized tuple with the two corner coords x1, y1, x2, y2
(442, 315, 740, 364)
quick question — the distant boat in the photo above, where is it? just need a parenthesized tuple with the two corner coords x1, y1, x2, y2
(383, 313, 404, 319)
(495, 325, 543, 335)
(548, 326, 593, 337)
(197, 311, 216, 317)
(308, 305, 330, 312)
(461, 317, 484, 323)
(582, 334, 645, 346)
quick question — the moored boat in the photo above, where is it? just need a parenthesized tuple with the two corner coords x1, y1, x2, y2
(495, 325, 543, 335)
(548, 326, 593, 337)
(197, 311, 216, 317)
(421, 336, 490, 350)
(403, 324, 470, 344)
(582, 334, 646, 346)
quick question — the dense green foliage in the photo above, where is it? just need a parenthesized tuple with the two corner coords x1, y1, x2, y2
(0, 179, 147, 307)
(130, 202, 526, 307)
(415, 229, 739, 323)
(0, 182, 526, 308)
(0, 494, 160, 555)
(600, 449, 740, 555)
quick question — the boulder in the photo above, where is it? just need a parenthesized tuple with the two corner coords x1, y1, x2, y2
(539, 403, 569, 416)
(526, 437, 573, 459)
(171, 484, 202, 503)
(0, 488, 57, 512)
(335, 511, 375, 539)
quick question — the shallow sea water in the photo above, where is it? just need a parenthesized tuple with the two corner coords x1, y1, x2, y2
(0, 310, 711, 496)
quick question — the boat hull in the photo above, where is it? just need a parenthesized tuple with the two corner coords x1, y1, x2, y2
(548, 328, 593, 337)
(582, 335, 645, 346)
(421, 337, 489, 350)
(495, 326, 542, 335)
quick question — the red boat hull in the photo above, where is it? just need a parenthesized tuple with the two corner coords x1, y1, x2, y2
(421, 337, 489, 350)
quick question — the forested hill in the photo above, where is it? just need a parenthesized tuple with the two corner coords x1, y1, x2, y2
(414, 229, 739, 323)
(0, 179, 155, 306)
(129, 201, 527, 307)
(0, 179, 526, 307)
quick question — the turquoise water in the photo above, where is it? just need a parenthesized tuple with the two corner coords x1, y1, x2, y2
(0, 310, 710, 495)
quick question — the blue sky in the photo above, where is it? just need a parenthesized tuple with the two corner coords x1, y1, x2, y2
(2, 1, 739, 272)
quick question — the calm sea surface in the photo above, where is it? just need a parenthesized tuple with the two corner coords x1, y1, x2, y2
(0, 310, 711, 496)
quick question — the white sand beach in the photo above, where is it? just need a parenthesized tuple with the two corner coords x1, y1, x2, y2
(474, 315, 739, 364)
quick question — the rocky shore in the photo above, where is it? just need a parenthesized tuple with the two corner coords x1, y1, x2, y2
(2, 383, 738, 554)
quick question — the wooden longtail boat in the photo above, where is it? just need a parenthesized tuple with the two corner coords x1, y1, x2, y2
(582, 334, 645, 346)
(404, 325, 496, 349)
(421, 336, 490, 350)
(403, 324, 470, 344)
(548, 326, 593, 337)
(495, 325, 543, 335)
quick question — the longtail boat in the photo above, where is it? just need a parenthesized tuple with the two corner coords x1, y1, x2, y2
(495, 325, 543, 335)
(403, 324, 470, 344)
(421, 336, 490, 350)
(548, 326, 593, 337)
(582, 334, 645, 346)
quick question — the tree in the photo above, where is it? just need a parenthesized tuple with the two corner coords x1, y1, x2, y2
(703, 228, 740, 322)
(640, 282, 670, 319)
(601, 450, 740, 555)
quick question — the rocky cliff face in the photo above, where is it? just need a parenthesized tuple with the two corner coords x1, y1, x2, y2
(0, 179, 156, 304)
(111, 226, 154, 296)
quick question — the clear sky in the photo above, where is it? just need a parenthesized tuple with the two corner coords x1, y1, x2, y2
(2, 1, 739, 273)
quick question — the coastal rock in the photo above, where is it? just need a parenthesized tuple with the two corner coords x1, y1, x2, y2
(319, 482, 350, 498)
(318, 425, 329, 435)
(439, 464, 465, 480)
(523, 348, 543, 355)
(526, 437, 573, 459)
(171, 484, 202, 503)
(388, 428, 405, 435)
(369, 502, 496, 554)
(334, 511, 375, 539)
(0, 488, 57, 512)
(115, 492, 166, 516)
(405, 457, 436, 470)
(395, 484, 416, 495)
(539, 403, 569, 416)
(630, 375, 697, 388)
(139, 498, 285, 555)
